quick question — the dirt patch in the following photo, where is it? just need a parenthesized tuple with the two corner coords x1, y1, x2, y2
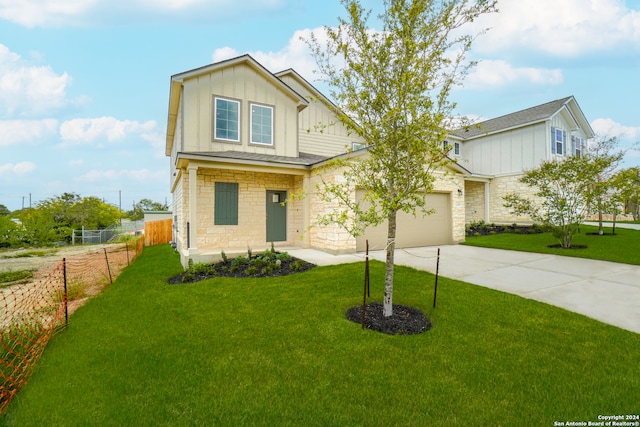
(0, 245, 116, 276)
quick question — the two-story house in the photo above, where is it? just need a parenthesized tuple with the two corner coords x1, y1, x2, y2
(450, 96, 595, 224)
(165, 55, 594, 266)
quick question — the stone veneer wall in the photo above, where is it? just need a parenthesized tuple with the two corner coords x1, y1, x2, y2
(464, 181, 485, 223)
(193, 169, 305, 253)
(306, 167, 466, 253)
(434, 172, 466, 243)
(307, 169, 357, 254)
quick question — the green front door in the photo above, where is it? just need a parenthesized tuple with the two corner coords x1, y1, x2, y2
(266, 190, 287, 242)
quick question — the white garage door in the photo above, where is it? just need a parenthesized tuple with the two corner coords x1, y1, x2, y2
(356, 191, 452, 251)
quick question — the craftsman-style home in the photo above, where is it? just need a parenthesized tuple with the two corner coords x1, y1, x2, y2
(165, 54, 594, 266)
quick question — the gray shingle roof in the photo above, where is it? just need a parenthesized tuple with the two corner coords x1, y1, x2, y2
(452, 96, 573, 140)
(179, 151, 330, 167)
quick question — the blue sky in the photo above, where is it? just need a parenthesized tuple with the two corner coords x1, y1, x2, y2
(1, 0, 639, 212)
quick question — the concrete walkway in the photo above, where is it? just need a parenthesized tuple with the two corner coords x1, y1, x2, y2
(288, 244, 640, 334)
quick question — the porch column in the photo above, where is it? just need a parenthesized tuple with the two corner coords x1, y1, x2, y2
(484, 182, 491, 223)
(302, 175, 311, 247)
(188, 165, 199, 254)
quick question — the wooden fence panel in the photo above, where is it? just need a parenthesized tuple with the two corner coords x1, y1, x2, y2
(144, 219, 173, 246)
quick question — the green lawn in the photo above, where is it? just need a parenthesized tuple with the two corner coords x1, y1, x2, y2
(2, 245, 639, 426)
(463, 224, 640, 265)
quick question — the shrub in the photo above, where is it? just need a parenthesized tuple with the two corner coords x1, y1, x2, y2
(245, 266, 258, 276)
(276, 252, 292, 262)
(189, 262, 212, 275)
(290, 260, 304, 271)
(221, 250, 228, 263)
(261, 263, 279, 275)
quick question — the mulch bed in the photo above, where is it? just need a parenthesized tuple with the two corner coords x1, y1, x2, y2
(345, 302, 432, 335)
(167, 255, 316, 284)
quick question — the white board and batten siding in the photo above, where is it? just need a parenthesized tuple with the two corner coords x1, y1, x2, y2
(463, 122, 548, 176)
(355, 191, 452, 251)
(277, 74, 365, 158)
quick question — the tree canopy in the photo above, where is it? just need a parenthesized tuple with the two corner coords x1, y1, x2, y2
(307, 0, 497, 316)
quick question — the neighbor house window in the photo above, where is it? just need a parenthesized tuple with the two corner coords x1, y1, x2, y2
(552, 127, 566, 155)
(214, 97, 240, 142)
(442, 141, 460, 156)
(572, 136, 583, 157)
(250, 103, 273, 145)
(352, 142, 366, 151)
(214, 182, 239, 225)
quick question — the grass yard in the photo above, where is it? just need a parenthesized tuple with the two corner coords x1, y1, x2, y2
(2, 245, 639, 426)
(463, 224, 640, 265)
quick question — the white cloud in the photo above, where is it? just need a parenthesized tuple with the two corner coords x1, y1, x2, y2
(465, 60, 563, 89)
(0, 161, 36, 176)
(0, 119, 58, 146)
(471, 0, 640, 57)
(213, 27, 326, 84)
(75, 168, 165, 182)
(0, 0, 288, 27)
(591, 118, 640, 140)
(0, 44, 79, 117)
(59, 117, 158, 146)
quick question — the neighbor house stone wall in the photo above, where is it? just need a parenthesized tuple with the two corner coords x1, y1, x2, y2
(464, 180, 486, 223)
(489, 174, 539, 223)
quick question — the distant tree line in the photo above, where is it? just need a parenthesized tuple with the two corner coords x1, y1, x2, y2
(0, 193, 168, 248)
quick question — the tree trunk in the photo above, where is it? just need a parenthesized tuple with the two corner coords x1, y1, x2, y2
(598, 210, 604, 235)
(383, 210, 397, 317)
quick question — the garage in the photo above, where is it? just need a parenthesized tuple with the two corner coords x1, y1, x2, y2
(356, 191, 452, 251)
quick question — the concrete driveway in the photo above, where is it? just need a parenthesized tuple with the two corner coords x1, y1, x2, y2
(288, 243, 640, 334)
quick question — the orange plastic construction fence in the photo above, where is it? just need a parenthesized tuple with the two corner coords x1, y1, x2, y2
(0, 239, 143, 413)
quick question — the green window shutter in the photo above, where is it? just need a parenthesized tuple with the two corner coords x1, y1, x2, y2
(215, 182, 238, 225)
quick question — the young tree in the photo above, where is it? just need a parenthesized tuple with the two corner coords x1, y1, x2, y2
(612, 166, 640, 221)
(584, 136, 625, 234)
(307, 0, 497, 316)
(503, 155, 597, 248)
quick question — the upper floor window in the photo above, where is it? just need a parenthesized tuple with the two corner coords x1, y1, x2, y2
(250, 103, 273, 145)
(552, 127, 566, 156)
(214, 97, 240, 142)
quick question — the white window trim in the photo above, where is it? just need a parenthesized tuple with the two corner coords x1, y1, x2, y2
(249, 103, 274, 146)
(555, 128, 564, 156)
(214, 97, 241, 143)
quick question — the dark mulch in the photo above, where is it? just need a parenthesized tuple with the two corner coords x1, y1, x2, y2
(547, 244, 588, 249)
(167, 256, 316, 284)
(345, 302, 432, 335)
(466, 223, 545, 237)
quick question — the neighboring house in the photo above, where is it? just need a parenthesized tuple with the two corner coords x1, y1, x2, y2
(165, 55, 593, 266)
(450, 96, 595, 224)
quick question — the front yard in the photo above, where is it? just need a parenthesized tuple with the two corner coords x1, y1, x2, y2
(462, 224, 640, 265)
(2, 244, 638, 426)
